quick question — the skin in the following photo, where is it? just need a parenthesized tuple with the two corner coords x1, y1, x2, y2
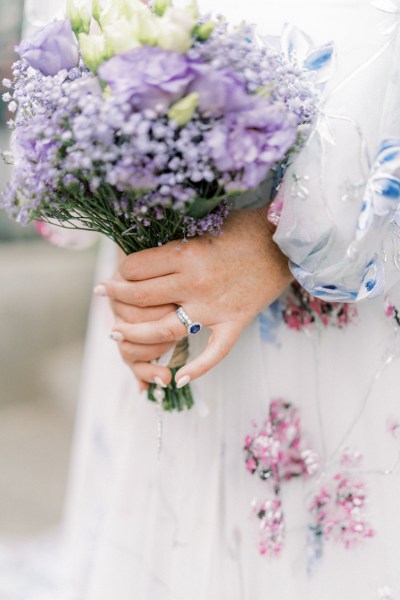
(99, 207, 293, 390)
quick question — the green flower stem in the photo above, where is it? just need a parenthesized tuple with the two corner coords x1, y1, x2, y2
(147, 368, 194, 412)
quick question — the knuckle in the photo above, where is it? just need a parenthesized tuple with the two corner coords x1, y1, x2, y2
(215, 340, 231, 359)
(159, 327, 176, 343)
(120, 341, 136, 361)
(132, 290, 149, 308)
(120, 256, 135, 280)
(190, 271, 207, 293)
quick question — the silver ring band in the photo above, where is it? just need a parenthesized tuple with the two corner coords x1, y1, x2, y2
(176, 307, 202, 336)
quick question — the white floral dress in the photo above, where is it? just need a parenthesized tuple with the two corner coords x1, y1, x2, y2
(2, 1, 400, 599)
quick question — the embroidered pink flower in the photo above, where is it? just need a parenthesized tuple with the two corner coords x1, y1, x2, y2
(384, 294, 400, 326)
(244, 399, 319, 558)
(267, 196, 284, 227)
(340, 447, 363, 467)
(309, 470, 374, 551)
(246, 457, 257, 473)
(387, 417, 400, 439)
(244, 399, 319, 491)
(252, 497, 285, 557)
(281, 282, 358, 332)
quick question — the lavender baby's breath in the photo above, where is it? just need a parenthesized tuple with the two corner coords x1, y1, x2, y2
(1, 13, 322, 248)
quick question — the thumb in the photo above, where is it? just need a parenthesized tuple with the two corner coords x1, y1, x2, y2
(174, 322, 241, 387)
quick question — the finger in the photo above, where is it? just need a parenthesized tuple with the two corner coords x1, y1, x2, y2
(112, 311, 187, 345)
(101, 275, 183, 308)
(130, 362, 173, 387)
(137, 379, 150, 392)
(120, 243, 183, 281)
(118, 340, 175, 363)
(174, 322, 241, 387)
(111, 301, 176, 324)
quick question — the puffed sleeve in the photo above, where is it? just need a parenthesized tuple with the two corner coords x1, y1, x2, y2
(273, 1, 400, 302)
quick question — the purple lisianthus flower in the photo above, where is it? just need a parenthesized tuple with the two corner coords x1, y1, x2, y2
(207, 101, 297, 189)
(99, 46, 196, 111)
(16, 19, 80, 77)
(188, 65, 253, 117)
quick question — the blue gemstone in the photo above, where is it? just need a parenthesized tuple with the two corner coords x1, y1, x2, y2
(189, 323, 201, 335)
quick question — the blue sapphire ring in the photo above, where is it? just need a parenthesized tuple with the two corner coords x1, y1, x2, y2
(176, 307, 202, 336)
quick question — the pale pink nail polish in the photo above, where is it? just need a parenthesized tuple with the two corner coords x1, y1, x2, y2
(176, 375, 191, 389)
(154, 376, 167, 388)
(110, 331, 124, 342)
(94, 284, 107, 297)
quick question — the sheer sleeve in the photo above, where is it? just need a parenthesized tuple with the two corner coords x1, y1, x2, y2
(273, 1, 400, 302)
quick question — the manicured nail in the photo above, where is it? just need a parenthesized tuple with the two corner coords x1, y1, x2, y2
(176, 375, 190, 389)
(154, 376, 167, 388)
(110, 331, 124, 342)
(94, 284, 107, 297)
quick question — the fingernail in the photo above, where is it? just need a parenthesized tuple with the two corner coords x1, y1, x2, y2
(110, 331, 124, 342)
(176, 375, 190, 389)
(94, 284, 107, 297)
(154, 376, 167, 388)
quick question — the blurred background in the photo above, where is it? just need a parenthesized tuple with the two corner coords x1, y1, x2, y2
(0, 0, 97, 536)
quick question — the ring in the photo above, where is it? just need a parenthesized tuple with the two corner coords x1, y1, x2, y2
(176, 307, 203, 336)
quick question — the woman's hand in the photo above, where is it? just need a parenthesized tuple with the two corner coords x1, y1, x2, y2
(100, 207, 293, 388)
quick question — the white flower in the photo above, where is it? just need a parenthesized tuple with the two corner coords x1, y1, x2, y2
(98, 0, 145, 27)
(103, 17, 141, 54)
(78, 32, 109, 72)
(157, 5, 197, 52)
(136, 10, 160, 46)
(66, 0, 92, 35)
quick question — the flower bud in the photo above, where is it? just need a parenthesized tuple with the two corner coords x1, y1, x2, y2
(193, 20, 216, 41)
(168, 92, 199, 126)
(157, 6, 196, 52)
(66, 0, 92, 35)
(92, 0, 102, 23)
(99, 0, 144, 26)
(78, 32, 108, 72)
(255, 84, 273, 100)
(137, 11, 160, 45)
(153, 0, 172, 17)
(103, 17, 141, 54)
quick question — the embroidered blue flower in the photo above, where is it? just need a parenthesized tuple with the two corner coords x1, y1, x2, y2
(280, 23, 336, 87)
(357, 139, 400, 238)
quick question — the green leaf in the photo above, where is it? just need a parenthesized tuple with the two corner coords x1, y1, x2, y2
(185, 195, 224, 219)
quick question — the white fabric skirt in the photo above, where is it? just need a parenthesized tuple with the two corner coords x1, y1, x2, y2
(8, 242, 395, 600)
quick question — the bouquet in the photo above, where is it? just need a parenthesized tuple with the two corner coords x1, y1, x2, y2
(1, 0, 333, 411)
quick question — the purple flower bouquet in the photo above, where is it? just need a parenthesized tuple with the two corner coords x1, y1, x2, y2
(1, 0, 333, 411)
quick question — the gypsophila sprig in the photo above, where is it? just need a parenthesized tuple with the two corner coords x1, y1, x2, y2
(1, 0, 333, 411)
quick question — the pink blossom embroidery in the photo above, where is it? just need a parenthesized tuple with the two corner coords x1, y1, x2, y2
(282, 283, 358, 332)
(244, 399, 319, 557)
(384, 295, 400, 327)
(387, 417, 400, 440)
(308, 466, 374, 552)
(244, 399, 319, 491)
(251, 497, 285, 557)
(267, 196, 284, 227)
